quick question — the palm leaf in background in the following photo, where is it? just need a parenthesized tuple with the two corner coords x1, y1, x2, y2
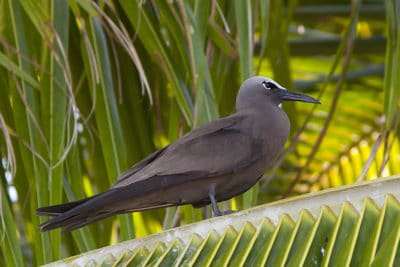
(0, 0, 399, 265)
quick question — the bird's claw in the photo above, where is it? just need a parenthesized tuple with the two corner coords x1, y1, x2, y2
(221, 209, 235, 215)
(214, 209, 236, 216)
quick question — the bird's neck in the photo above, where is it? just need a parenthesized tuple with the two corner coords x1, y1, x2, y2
(236, 100, 281, 115)
(236, 103, 290, 143)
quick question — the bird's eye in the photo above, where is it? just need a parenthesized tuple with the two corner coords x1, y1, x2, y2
(262, 81, 275, 90)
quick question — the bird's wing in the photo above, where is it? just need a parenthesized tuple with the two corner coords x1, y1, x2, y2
(112, 115, 263, 188)
(114, 116, 241, 186)
(116, 147, 168, 182)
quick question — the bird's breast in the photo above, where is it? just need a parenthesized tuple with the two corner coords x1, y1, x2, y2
(246, 107, 290, 168)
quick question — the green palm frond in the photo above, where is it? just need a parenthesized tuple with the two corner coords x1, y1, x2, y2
(45, 175, 400, 266)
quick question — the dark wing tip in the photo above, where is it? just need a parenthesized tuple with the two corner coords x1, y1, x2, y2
(39, 213, 81, 233)
(36, 207, 60, 217)
(39, 220, 56, 232)
(37, 198, 91, 217)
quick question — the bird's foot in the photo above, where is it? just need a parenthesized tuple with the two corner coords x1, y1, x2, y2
(208, 186, 236, 217)
(220, 209, 236, 216)
(213, 209, 236, 217)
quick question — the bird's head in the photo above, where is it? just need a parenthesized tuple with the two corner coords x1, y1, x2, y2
(235, 76, 320, 110)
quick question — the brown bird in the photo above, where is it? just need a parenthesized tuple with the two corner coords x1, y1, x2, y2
(37, 76, 320, 233)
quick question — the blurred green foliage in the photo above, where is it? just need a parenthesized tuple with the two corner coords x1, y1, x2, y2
(0, 0, 399, 265)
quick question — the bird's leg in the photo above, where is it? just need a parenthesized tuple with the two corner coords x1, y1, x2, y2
(208, 186, 235, 216)
(208, 186, 222, 216)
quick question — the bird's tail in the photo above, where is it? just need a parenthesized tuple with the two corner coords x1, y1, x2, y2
(36, 175, 186, 232)
(36, 198, 91, 216)
(36, 195, 115, 233)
